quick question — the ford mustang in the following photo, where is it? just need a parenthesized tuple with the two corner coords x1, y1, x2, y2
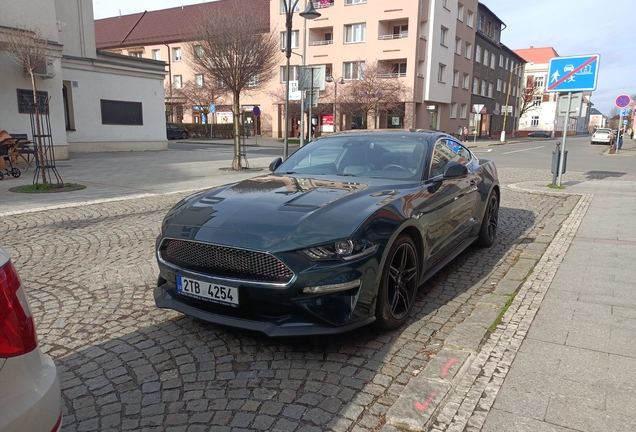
(155, 130, 499, 336)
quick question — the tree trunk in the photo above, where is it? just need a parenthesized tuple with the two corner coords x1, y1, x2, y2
(232, 90, 242, 170)
(30, 72, 48, 184)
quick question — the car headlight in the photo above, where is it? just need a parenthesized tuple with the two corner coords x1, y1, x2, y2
(300, 240, 377, 261)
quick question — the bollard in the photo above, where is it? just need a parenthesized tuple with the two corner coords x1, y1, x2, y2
(551, 141, 568, 185)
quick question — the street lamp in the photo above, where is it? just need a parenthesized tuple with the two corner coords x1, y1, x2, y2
(326, 75, 345, 132)
(283, 0, 320, 159)
(500, 62, 528, 142)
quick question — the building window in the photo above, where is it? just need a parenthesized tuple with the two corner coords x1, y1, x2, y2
(480, 80, 486, 96)
(534, 76, 544, 89)
(151, 49, 161, 60)
(129, 51, 143, 58)
(496, 79, 501, 92)
(344, 23, 366, 43)
(467, 11, 474, 28)
(438, 64, 446, 82)
(280, 65, 300, 82)
(488, 82, 493, 98)
(455, 38, 461, 54)
(344, 61, 365, 80)
(495, 102, 500, 112)
(247, 75, 260, 87)
(195, 74, 204, 87)
(462, 73, 469, 89)
(172, 47, 182, 62)
(503, 81, 507, 94)
(490, 53, 495, 69)
(505, 57, 509, 70)
(440, 27, 448, 46)
(194, 45, 204, 59)
(499, 54, 503, 68)
(345, 0, 367, 4)
(460, 103, 467, 119)
(483, 49, 489, 66)
(280, 30, 300, 50)
(391, 62, 407, 77)
(452, 70, 459, 87)
(457, 4, 464, 21)
(465, 42, 472, 60)
(533, 95, 542, 106)
(475, 45, 481, 63)
(531, 116, 539, 126)
(174, 75, 182, 89)
(472, 77, 479, 94)
(450, 102, 457, 118)
(280, 0, 300, 14)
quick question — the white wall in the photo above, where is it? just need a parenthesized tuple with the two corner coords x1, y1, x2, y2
(62, 56, 167, 151)
(0, 0, 59, 41)
(55, 0, 97, 59)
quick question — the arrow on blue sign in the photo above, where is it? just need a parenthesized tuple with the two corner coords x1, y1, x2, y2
(546, 54, 600, 92)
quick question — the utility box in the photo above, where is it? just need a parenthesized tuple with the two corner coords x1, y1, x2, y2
(551, 144, 568, 174)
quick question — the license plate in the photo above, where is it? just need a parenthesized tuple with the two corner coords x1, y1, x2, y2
(176, 275, 239, 307)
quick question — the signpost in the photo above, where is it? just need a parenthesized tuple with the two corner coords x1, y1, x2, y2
(209, 104, 216, 138)
(546, 54, 600, 185)
(253, 106, 260, 146)
(615, 95, 631, 152)
(472, 104, 484, 143)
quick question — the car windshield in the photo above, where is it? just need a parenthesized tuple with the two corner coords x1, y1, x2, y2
(275, 134, 429, 181)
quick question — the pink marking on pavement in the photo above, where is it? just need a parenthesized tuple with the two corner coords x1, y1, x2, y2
(414, 391, 437, 411)
(441, 357, 458, 377)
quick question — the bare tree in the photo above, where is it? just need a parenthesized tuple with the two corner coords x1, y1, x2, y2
(3, 25, 56, 184)
(174, 79, 227, 134)
(337, 61, 410, 128)
(185, 0, 279, 169)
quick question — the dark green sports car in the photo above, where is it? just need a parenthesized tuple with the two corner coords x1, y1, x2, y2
(155, 130, 499, 336)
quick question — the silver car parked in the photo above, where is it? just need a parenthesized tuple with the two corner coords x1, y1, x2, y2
(591, 128, 615, 145)
(0, 246, 62, 432)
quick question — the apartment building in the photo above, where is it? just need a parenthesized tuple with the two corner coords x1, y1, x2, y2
(469, 3, 524, 139)
(96, 0, 490, 137)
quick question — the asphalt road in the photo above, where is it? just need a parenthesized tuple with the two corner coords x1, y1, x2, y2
(474, 136, 636, 176)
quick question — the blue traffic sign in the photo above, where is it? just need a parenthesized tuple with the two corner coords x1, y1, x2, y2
(546, 54, 600, 92)
(209, 104, 216, 113)
(621, 108, 628, 116)
(253, 106, 260, 116)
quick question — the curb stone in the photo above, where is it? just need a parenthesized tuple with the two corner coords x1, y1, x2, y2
(385, 185, 584, 431)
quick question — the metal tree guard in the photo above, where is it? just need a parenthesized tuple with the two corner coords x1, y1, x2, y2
(29, 97, 63, 186)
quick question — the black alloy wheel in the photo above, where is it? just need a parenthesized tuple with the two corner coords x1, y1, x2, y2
(477, 191, 499, 247)
(376, 235, 419, 329)
(181, 131, 188, 139)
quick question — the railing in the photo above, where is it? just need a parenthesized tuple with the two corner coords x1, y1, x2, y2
(378, 32, 408, 40)
(313, 0, 334, 9)
(378, 72, 407, 78)
(308, 40, 334, 46)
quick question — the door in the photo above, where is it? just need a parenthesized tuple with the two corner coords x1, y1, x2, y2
(426, 138, 478, 261)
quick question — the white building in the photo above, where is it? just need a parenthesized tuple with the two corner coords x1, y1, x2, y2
(0, 0, 167, 159)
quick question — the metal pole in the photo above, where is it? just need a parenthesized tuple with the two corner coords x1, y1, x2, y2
(334, 80, 338, 132)
(283, 0, 298, 160)
(308, 67, 314, 141)
(617, 113, 623, 153)
(254, 115, 258, 146)
(299, 0, 307, 147)
(557, 91, 571, 186)
(501, 68, 513, 142)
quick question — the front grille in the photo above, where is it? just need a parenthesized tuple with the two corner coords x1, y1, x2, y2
(161, 239, 293, 283)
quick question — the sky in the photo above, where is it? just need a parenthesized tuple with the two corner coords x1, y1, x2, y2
(93, 0, 636, 116)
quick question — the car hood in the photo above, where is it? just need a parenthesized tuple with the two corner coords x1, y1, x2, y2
(162, 174, 415, 249)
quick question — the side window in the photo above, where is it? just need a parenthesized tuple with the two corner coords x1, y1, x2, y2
(430, 139, 472, 178)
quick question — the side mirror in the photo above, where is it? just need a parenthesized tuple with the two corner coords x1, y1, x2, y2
(443, 161, 468, 178)
(269, 157, 283, 172)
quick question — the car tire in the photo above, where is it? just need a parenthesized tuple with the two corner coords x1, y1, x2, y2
(181, 131, 188, 139)
(375, 234, 419, 330)
(477, 190, 499, 248)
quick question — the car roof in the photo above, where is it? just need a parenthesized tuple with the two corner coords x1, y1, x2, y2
(324, 128, 452, 141)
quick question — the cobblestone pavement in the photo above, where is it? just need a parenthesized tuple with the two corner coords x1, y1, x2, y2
(0, 168, 576, 432)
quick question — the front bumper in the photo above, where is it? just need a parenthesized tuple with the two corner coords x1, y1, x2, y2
(155, 241, 385, 336)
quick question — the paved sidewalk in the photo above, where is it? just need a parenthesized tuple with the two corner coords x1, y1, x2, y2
(429, 180, 636, 432)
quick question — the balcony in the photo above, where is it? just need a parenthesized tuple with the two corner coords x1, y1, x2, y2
(378, 32, 408, 40)
(309, 39, 333, 46)
(308, 27, 334, 47)
(378, 72, 407, 78)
